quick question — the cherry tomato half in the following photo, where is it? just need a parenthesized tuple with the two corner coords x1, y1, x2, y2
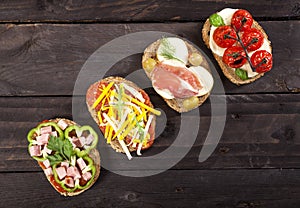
(223, 46, 247, 68)
(242, 28, 264, 51)
(213, 25, 237, 48)
(231, 9, 253, 31)
(250, 50, 273, 73)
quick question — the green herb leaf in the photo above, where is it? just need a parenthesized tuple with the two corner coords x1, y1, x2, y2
(47, 136, 64, 153)
(47, 153, 64, 166)
(63, 139, 74, 159)
(47, 136, 75, 164)
(159, 38, 185, 63)
(116, 84, 125, 119)
(209, 13, 225, 27)
(235, 68, 249, 80)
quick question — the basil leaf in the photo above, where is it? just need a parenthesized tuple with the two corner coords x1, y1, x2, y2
(209, 13, 225, 27)
(235, 68, 249, 80)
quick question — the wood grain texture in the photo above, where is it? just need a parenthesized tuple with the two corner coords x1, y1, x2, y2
(1, 94, 298, 172)
(0, 0, 299, 23)
(0, 21, 299, 96)
(1, 169, 300, 208)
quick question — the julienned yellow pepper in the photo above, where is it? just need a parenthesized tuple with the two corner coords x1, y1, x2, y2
(92, 81, 114, 109)
(107, 126, 113, 144)
(123, 94, 161, 116)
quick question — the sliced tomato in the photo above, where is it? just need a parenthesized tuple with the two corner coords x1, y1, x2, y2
(222, 46, 247, 68)
(242, 28, 264, 51)
(231, 9, 253, 31)
(213, 25, 237, 48)
(250, 50, 273, 73)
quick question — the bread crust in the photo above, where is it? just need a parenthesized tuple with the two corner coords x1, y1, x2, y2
(202, 14, 272, 85)
(86, 77, 156, 153)
(142, 38, 212, 113)
(39, 118, 101, 196)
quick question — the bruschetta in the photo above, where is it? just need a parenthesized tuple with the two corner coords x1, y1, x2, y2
(27, 118, 100, 196)
(142, 37, 214, 112)
(86, 77, 160, 160)
(202, 8, 273, 85)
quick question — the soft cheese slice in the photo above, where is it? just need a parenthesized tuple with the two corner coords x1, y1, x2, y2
(156, 37, 189, 64)
(188, 66, 214, 96)
(209, 8, 238, 56)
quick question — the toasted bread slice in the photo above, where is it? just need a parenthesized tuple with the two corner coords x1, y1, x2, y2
(31, 118, 100, 196)
(86, 77, 156, 154)
(202, 10, 272, 85)
(142, 39, 212, 113)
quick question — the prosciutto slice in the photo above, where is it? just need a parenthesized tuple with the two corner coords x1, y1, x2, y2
(151, 63, 202, 99)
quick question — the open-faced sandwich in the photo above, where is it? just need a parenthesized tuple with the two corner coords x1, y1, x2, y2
(202, 8, 273, 85)
(142, 37, 214, 113)
(86, 77, 161, 160)
(27, 118, 100, 196)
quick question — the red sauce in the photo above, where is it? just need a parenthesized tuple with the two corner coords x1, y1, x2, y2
(38, 161, 46, 169)
(49, 175, 66, 193)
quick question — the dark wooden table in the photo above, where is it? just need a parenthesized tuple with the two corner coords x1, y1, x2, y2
(0, 1, 299, 207)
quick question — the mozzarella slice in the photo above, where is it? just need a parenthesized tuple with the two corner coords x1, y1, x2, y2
(209, 8, 238, 56)
(240, 63, 258, 78)
(153, 87, 175, 99)
(157, 37, 189, 64)
(188, 66, 214, 96)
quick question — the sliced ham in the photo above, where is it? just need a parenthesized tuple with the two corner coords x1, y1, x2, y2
(71, 137, 84, 148)
(43, 145, 52, 154)
(60, 161, 69, 168)
(36, 133, 49, 145)
(77, 158, 87, 170)
(151, 63, 202, 99)
(29, 145, 42, 157)
(57, 119, 68, 130)
(56, 166, 67, 180)
(67, 166, 81, 180)
(82, 171, 92, 181)
(43, 159, 51, 169)
(40, 126, 52, 134)
(44, 167, 53, 176)
(64, 176, 75, 188)
(50, 131, 58, 137)
(85, 134, 94, 146)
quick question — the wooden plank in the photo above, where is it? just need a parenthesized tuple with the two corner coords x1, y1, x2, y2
(0, 94, 299, 171)
(0, 21, 299, 96)
(1, 169, 300, 207)
(0, 0, 299, 22)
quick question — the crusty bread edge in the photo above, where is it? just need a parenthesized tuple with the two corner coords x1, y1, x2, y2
(86, 77, 156, 154)
(39, 118, 101, 197)
(142, 39, 211, 113)
(202, 16, 272, 85)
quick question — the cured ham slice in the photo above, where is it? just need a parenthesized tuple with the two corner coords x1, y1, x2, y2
(151, 63, 202, 99)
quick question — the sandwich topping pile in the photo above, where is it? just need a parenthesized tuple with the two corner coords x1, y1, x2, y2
(86, 77, 161, 160)
(203, 8, 273, 84)
(28, 118, 100, 196)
